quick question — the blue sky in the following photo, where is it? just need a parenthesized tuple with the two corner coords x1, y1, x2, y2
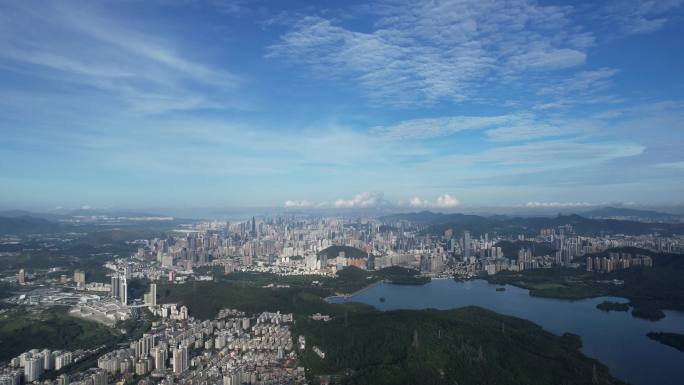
(1, 0, 683, 211)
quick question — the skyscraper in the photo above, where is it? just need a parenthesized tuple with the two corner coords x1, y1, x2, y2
(172, 345, 188, 374)
(251, 216, 256, 237)
(144, 283, 157, 306)
(73, 270, 86, 288)
(463, 231, 471, 260)
(120, 276, 128, 305)
(152, 347, 166, 371)
(18, 269, 25, 285)
(24, 356, 43, 382)
(111, 275, 120, 298)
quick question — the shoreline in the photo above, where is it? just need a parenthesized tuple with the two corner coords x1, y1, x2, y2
(328, 279, 386, 301)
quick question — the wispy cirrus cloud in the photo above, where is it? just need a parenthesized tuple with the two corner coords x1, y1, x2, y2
(371, 115, 513, 140)
(268, 0, 593, 106)
(0, 2, 241, 114)
(372, 113, 584, 142)
(538, 68, 619, 96)
(600, 0, 684, 35)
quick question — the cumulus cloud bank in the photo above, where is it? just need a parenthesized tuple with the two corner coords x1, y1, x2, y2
(410, 194, 460, 208)
(284, 200, 315, 208)
(333, 192, 386, 208)
(525, 201, 594, 208)
(284, 192, 460, 209)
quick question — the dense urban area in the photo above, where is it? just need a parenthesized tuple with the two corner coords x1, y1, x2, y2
(1, 208, 683, 385)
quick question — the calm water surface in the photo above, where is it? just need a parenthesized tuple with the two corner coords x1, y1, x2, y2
(328, 279, 684, 385)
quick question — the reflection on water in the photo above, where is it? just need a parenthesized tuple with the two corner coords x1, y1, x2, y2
(329, 279, 684, 385)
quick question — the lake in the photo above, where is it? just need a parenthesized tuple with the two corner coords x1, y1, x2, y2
(328, 279, 684, 385)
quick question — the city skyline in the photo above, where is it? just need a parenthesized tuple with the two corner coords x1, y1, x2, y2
(1, 0, 683, 210)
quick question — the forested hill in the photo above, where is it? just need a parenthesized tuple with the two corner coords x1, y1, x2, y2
(299, 306, 625, 385)
(381, 211, 684, 236)
(0, 216, 66, 235)
(318, 245, 368, 259)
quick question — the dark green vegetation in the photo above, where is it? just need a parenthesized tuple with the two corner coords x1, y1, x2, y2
(0, 216, 63, 235)
(333, 266, 429, 290)
(158, 278, 375, 321)
(630, 307, 665, 321)
(203, 266, 426, 297)
(487, 268, 608, 300)
(487, 248, 684, 321)
(298, 307, 625, 385)
(596, 301, 629, 312)
(318, 245, 368, 260)
(44, 310, 153, 379)
(376, 266, 430, 285)
(160, 266, 426, 321)
(160, 270, 624, 384)
(383, 211, 684, 236)
(0, 209, 190, 236)
(0, 307, 118, 361)
(646, 332, 684, 353)
(0, 229, 167, 282)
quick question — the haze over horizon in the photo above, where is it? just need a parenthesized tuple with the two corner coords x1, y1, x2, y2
(1, 0, 683, 210)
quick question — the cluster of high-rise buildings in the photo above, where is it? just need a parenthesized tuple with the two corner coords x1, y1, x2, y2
(100, 215, 684, 283)
(1, 306, 305, 385)
(0, 349, 73, 385)
(586, 252, 653, 273)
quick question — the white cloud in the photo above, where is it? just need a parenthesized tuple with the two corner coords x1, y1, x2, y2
(284, 200, 315, 208)
(538, 68, 619, 96)
(269, 0, 593, 106)
(485, 119, 571, 142)
(373, 113, 583, 143)
(409, 197, 429, 208)
(283, 192, 390, 209)
(507, 48, 586, 70)
(525, 201, 594, 208)
(409, 194, 460, 208)
(284, 192, 460, 209)
(0, 2, 240, 114)
(372, 115, 513, 140)
(601, 0, 684, 35)
(334, 192, 386, 208)
(436, 194, 460, 208)
(422, 139, 645, 179)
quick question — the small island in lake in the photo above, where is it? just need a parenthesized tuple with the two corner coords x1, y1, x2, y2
(647, 332, 684, 353)
(496, 287, 506, 292)
(596, 301, 629, 312)
(631, 307, 665, 321)
(379, 296, 386, 303)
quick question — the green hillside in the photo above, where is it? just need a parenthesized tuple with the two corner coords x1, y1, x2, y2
(298, 306, 625, 385)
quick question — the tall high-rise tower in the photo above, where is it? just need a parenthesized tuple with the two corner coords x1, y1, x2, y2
(463, 231, 471, 260)
(172, 345, 188, 374)
(111, 275, 120, 298)
(120, 276, 128, 305)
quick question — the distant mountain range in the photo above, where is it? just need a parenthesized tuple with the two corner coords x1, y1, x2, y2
(0, 209, 184, 235)
(382, 210, 684, 236)
(581, 206, 684, 222)
(2, 206, 683, 236)
(0, 215, 65, 235)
